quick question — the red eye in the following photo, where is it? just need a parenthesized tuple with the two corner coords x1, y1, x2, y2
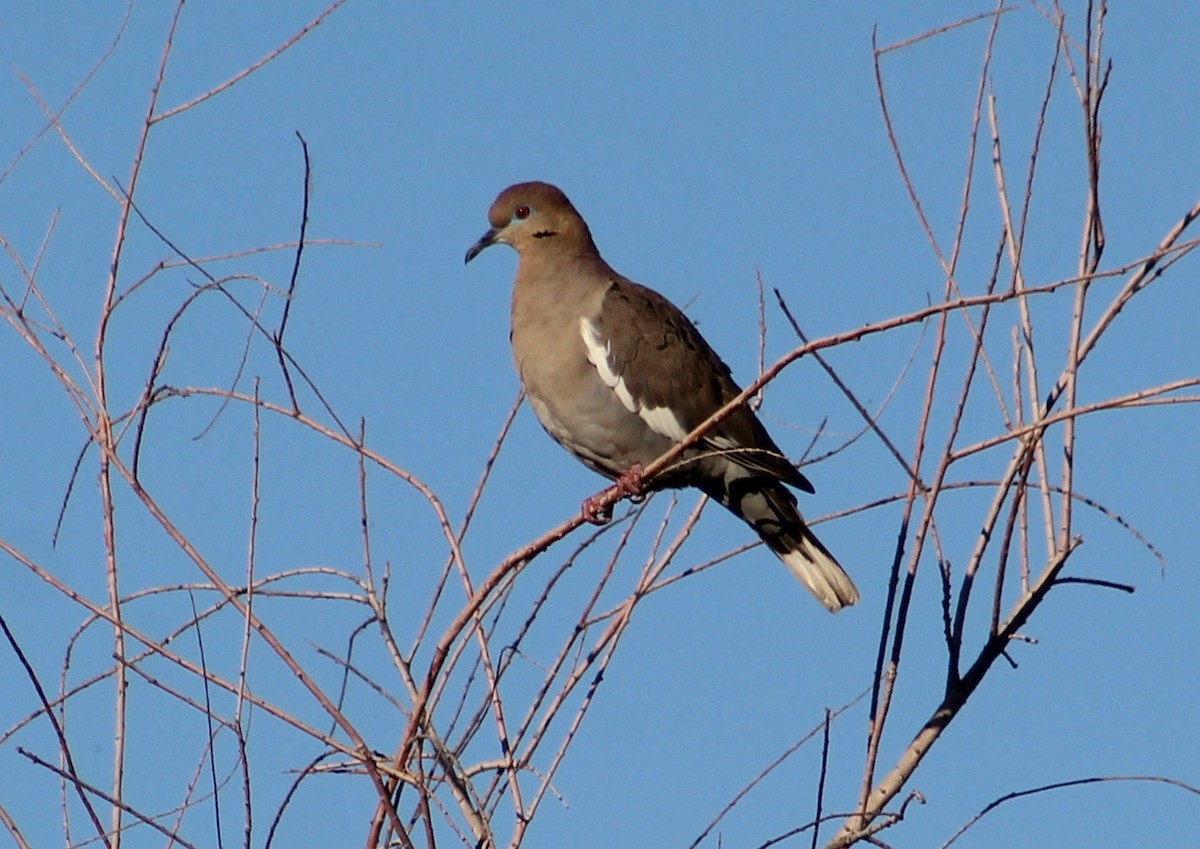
(514, 205, 531, 220)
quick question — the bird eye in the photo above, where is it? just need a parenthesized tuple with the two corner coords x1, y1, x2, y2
(514, 205, 531, 220)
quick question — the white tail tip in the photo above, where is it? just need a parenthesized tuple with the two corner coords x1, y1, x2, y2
(779, 536, 860, 612)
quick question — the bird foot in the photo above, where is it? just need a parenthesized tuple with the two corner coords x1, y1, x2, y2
(615, 463, 647, 501)
(580, 494, 614, 525)
(579, 464, 647, 525)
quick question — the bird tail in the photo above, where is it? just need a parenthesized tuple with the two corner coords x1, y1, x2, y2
(707, 479, 859, 612)
(777, 522, 859, 613)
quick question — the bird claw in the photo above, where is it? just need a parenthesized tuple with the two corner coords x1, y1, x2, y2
(615, 463, 646, 501)
(580, 494, 613, 525)
(579, 464, 647, 525)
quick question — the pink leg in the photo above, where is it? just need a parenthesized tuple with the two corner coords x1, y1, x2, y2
(580, 493, 614, 525)
(579, 464, 647, 525)
(614, 463, 646, 500)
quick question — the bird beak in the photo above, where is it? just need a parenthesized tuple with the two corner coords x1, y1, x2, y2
(464, 227, 500, 264)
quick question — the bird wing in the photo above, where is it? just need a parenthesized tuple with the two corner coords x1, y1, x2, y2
(580, 276, 814, 493)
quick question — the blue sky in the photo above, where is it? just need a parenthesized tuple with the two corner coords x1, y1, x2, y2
(1, 2, 1198, 847)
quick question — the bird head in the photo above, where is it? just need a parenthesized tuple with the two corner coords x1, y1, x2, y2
(465, 181, 595, 264)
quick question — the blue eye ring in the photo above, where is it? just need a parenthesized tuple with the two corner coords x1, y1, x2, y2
(514, 205, 532, 220)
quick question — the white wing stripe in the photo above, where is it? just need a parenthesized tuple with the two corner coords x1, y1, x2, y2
(640, 404, 688, 441)
(580, 317, 638, 412)
(579, 318, 689, 442)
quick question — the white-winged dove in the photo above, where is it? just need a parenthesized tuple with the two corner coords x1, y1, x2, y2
(465, 182, 859, 612)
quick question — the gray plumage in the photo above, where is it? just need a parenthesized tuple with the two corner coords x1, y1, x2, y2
(465, 181, 858, 612)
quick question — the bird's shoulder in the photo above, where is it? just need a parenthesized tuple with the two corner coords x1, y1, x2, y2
(593, 275, 737, 407)
(589, 276, 813, 491)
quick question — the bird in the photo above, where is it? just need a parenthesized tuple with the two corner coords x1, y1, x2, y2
(465, 181, 859, 612)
